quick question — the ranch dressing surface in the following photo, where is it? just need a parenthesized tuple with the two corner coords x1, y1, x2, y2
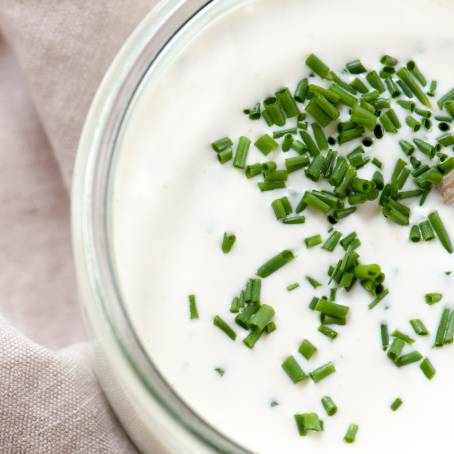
(112, 0, 454, 452)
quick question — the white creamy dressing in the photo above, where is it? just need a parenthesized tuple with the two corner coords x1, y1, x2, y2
(113, 0, 454, 452)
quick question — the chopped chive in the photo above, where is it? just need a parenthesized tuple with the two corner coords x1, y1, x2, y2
(265, 321, 277, 334)
(315, 299, 349, 319)
(306, 53, 330, 79)
(428, 211, 453, 253)
(438, 157, 454, 175)
(366, 70, 385, 93)
(398, 140, 415, 156)
(372, 171, 384, 190)
(254, 134, 278, 155)
(381, 323, 389, 351)
(340, 232, 360, 250)
(247, 102, 261, 120)
(338, 126, 364, 145)
(188, 294, 199, 320)
(217, 148, 233, 164)
(249, 304, 275, 332)
(245, 163, 262, 179)
(410, 319, 429, 336)
(271, 196, 292, 220)
(407, 60, 427, 86)
(264, 97, 286, 126)
(287, 282, 300, 292)
(369, 289, 389, 310)
(303, 191, 331, 214)
(391, 398, 403, 411)
(405, 115, 421, 132)
(310, 124, 328, 151)
(309, 296, 320, 311)
(351, 104, 377, 130)
(350, 77, 369, 93)
(314, 94, 340, 120)
(300, 130, 320, 156)
(235, 303, 259, 329)
(322, 230, 342, 252)
(256, 250, 295, 278)
(397, 100, 415, 111)
(282, 356, 308, 383)
(305, 234, 323, 249)
(346, 59, 366, 74)
(283, 215, 306, 224)
(385, 78, 400, 98)
(439, 88, 454, 109)
(318, 325, 338, 339)
(233, 136, 251, 169)
(294, 78, 309, 103)
(381, 54, 398, 66)
(344, 424, 359, 443)
(397, 79, 414, 98)
(397, 67, 431, 107)
(285, 155, 310, 173)
(213, 315, 236, 341)
(305, 154, 325, 181)
(330, 83, 357, 107)
(298, 339, 317, 360)
(310, 361, 336, 383)
(276, 87, 299, 118)
(354, 264, 381, 280)
(420, 357, 436, 380)
(387, 338, 405, 361)
(257, 180, 286, 192)
(306, 275, 322, 288)
(425, 292, 442, 305)
(409, 225, 422, 242)
(214, 367, 225, 377)
(444, 310, 454, 344)
(434, 307, 450, 347)
(294, 412, 323, 436)
(243, 328, 263, 349)
(420, 220, 435, 242)
(211, 137, 233, 153)
(270, 400, 279, 408)
(264, 169, 288, 182)
(221, 232, 236, 253)
(392, 329, 415, 345)
(321, 396, 338, 416)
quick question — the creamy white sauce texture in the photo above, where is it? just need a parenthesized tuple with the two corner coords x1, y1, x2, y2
(113, 0, 454, 452)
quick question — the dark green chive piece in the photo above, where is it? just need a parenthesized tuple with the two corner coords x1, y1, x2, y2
(276, 87, 300, 118)
(428, 211, 453, 253)
(397, 67, 431, 107)
(306, 275, 322, 289)
(321, 396, 338, 416)
(222, 232, 236, 254)
(397, 351, 423, 367)
(410, 319, 429, 336)
(213, 315, 236, 341)
(434, 307, 450, 347)
(366, 70, 385, 93)
(420, 221, 435, 242)
(425, 293, 442, 305)
(387, 338, 405, 361)
(322, 231, 342, 252)
(249, 304, 275, 331)
(299, 339, 317, 360)
(420, 357, 436, 380)
(294, 78, 309, 103)
(407, 60, 427, 86)
(346, 59, 367, 74)
(271, 196, 292, 220)
(294, 413, 323, 436)
(318, 325, 338, 339)
(246, 102, 261, 120)
(310, 361, 336, 383)
(438, 88, 454, 109)
(344, 424, 359, 443)
(306, 53, 330, 79)
(264, 97, 286, 126)
(391, 329, 415, 345)
(256, 250, 295, 278)
(233, 136, 251, 169)
(305, 234, 323, 249)
(243, 328, 264, 349)
(188, 294, 199, 320)
(381, 55, 398, 66)
(300, 130, 320, 156)
(312, 123, 328, 150)
(214, 367, 225, 377)
(406, 115, 421, 132)
(254, 134, 278, 155)
(211, 137, 233, 153)
(282, 356, 308, 383)
(381, 323, 389, 350)
(444, 310, 454, 344)
(391, 398, 403, 411)
(409, 225, 422, 243)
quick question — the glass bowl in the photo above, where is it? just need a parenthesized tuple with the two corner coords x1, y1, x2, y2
(72, 0, 252, 452)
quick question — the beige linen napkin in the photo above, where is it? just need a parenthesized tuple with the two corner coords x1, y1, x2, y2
(0, 1, 155, 452)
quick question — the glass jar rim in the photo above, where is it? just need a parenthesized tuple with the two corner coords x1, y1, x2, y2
(72, 1, 252, 452)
